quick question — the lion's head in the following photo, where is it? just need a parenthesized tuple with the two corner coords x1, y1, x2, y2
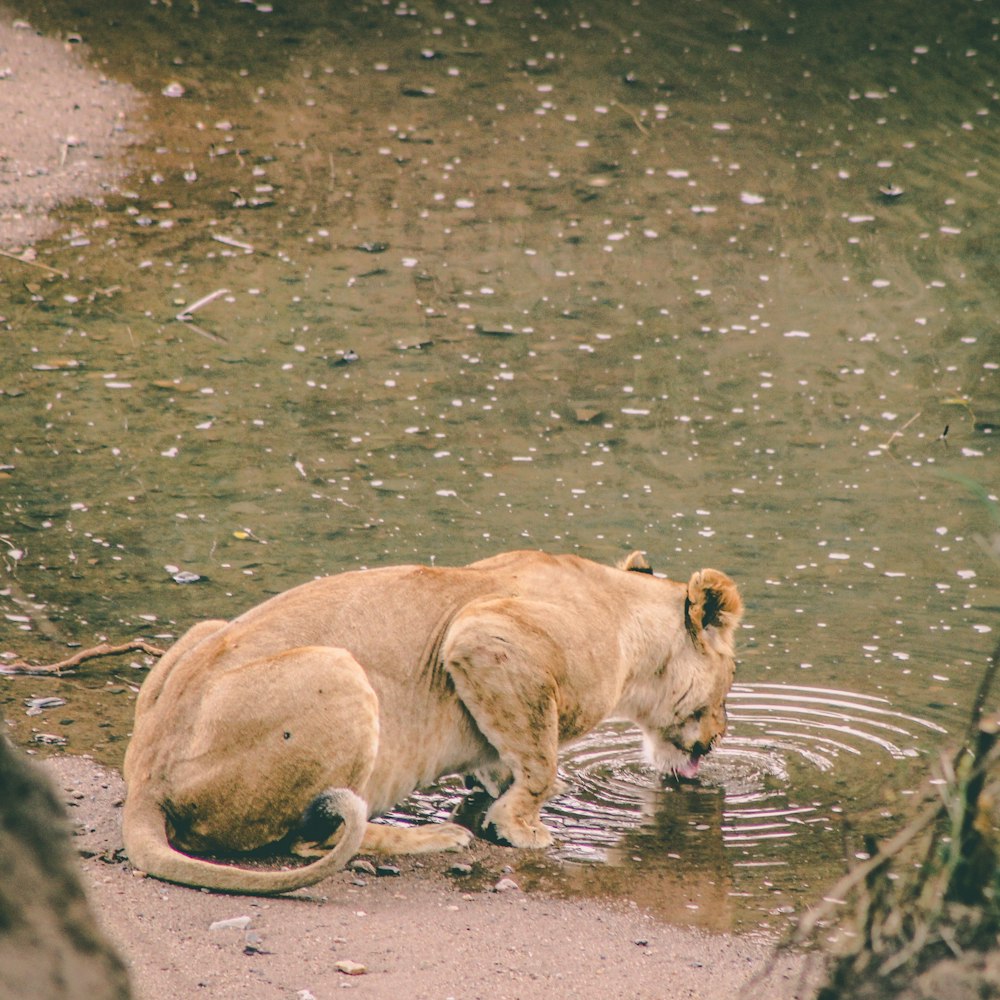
(630, 565, 743, 780)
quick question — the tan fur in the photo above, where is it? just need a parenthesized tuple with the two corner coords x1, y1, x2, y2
(123, 550, 742, 895)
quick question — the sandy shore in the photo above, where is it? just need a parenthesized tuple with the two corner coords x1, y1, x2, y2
(45, 754, 819, 1000)
(0, 12, 135, 249)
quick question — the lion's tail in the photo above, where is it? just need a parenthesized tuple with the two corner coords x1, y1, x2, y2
(121, 787, 367, 896)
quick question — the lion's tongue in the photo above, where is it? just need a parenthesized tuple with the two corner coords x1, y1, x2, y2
(676, 755, 702, 780)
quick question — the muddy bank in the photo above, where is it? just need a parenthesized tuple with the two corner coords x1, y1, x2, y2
(44, 754, 819, 1000)
(0, 12, 136, 249)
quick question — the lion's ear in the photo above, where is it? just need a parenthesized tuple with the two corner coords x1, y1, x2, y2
(686, 569, 743, 653)
(619, 550, 653, 574)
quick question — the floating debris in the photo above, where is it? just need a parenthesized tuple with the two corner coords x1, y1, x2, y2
(24, 697, 67, 716)
(169, 570, 203, 585)
(879, 183, 905, 199)
(161, 81, 186, 98)
(331, 350, 360, 366)
(355, 241, 389, 254)
(232, 528, 267, 544)
(32, 733, 68, 746)
(212, 234, 254, 253)
(175, 287, 229, 323)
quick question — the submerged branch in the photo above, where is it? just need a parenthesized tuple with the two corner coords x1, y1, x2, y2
(1, 640, 166, 676)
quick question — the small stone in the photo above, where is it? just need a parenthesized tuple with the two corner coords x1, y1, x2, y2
(376, 864, 401, 877)
(334, 960, 367, 976)
(243, 931, 267, 954)
(492, 877, 520, 893)
(448, 863, 473, 877)
(209, 915, 252, 932)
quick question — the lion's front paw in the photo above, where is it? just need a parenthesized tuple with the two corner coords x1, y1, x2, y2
(483, 799, 554, 849)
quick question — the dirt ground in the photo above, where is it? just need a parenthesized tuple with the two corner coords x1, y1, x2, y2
(45, 754, 820, 1000)
(0, 12, 135, 249)
(0, 12, 824, 1000)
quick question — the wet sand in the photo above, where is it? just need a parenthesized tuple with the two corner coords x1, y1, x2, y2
(0, 12, 824, 999)
(0, 12, 135, 249)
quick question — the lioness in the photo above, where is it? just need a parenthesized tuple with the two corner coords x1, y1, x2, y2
(123, 549, 742, 895)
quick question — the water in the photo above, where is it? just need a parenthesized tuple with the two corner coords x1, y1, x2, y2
(1, 0, 996, 931)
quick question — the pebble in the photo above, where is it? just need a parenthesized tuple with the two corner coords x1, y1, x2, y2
(492, 877, 520, 893)
(209, 915, 252, 931)
(334, 960, 367, 976)
(448, 862, 473, 877)
(376, 864, 401, 877)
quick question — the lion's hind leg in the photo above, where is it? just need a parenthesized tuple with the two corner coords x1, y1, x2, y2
(359, 821, 473, 855)
(166, 645, 380, 855)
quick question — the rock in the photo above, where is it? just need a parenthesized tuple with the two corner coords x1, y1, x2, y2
(208, 915, 252, 932)
(493, 877, 520, 893)
(376, 864, 401, 877)
(243, 930, 267, 955)
(334, 960, 367, 976)
(0, 736, 130, 999)
(448, 862, 473, 877)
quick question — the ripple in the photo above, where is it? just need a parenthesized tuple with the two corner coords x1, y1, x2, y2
(384, 683, 948, 865)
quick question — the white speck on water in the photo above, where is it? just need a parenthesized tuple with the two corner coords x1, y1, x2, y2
(872, 279, 891, 288)
(712, 122, 732, 131)
(956, 569, 977, 579)
(667, 169, 689, 179)
(436, 489, 457, 497)
(455, 198, 475, 209)
(848, 214, 876, 223)
(783, 330, 810, 338)
(740, 192, 765, 205)
(973, 624, 993, 634)
(829, 553, 850, 561)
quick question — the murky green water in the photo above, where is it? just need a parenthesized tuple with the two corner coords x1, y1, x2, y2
(1, 0, 996, 931)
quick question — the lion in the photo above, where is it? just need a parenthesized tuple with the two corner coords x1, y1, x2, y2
(122, 549, 742, 895)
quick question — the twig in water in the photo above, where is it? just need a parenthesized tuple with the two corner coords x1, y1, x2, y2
(176, 318, 228, 343)
(175, 287, 230, 322)
(610, 99, 650, 136)
(0, 640, 166, 676)
(881, 411, 922, 450)
(0, 247, 69, 279)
